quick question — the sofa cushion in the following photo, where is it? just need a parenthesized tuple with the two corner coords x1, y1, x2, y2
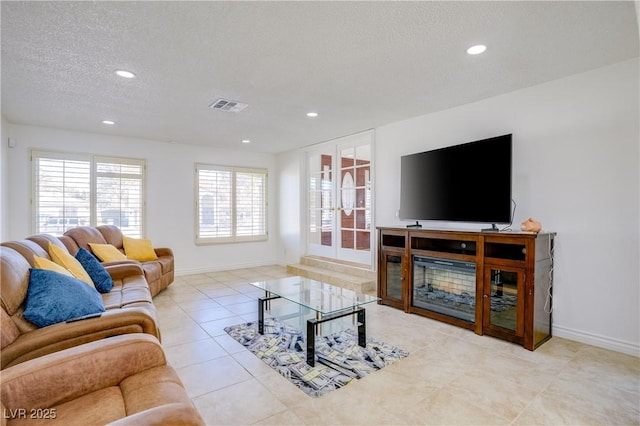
(27, 234, 69, 254)
(123, 237, 158, 262)
(89, 243, 128, 262)
(97, 225, 125, 248)
(1, 239, 50, 266)
(0, 247, 31, 316)
(33, 256, 74, 277)
(76, 248, 114, 293)
(1, 308, 21, 350)
(64, 226, 108, 250)
(58, 235, 80, 255)
(23, 269, 105, 328)
(156, 255, 174, 274)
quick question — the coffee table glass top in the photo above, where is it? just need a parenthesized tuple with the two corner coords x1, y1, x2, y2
(250, 276, 379, 315)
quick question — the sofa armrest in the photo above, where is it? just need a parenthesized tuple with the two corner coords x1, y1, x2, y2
(105, 263, 145, 280)
(1, 307, 160, 368)
(1, 334, 166, 411)
(153, 247, 173, 258)
(107, 403, 205, 426)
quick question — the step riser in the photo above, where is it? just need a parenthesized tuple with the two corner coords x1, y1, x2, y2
(300, 257, 375, 280)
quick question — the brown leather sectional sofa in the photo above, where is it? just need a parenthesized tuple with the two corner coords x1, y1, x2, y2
(0, 227, 205, 425)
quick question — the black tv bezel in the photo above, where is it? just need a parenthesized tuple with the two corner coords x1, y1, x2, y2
(399, 134, 513, 225)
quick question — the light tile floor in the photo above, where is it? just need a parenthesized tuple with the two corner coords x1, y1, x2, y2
(155, 266, 640, 425)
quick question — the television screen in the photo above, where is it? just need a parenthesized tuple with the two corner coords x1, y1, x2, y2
(399, 134, 512, 224)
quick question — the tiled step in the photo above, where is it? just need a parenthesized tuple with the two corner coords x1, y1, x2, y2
(286, 256, 376, 295)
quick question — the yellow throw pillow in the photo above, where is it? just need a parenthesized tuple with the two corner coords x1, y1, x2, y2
(123, 236, 158, 262)
(48, 243, 95, 288)
(88, 243, 128, 262)
(33, 256, 73, 277)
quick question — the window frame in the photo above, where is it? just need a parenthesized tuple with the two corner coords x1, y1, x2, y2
(31, 149, 147, 237)
(195, 163, 268, 245)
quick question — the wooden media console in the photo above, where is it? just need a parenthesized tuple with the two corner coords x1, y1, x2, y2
(377, 227, 555, 350)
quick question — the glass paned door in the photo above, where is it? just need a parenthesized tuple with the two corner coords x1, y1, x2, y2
(306, 131, 373, 265)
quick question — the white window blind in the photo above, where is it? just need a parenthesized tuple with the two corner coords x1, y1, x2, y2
(196, 164, 267, 244)
(95, 157, 144, 237)
(33, 151, 145, 237)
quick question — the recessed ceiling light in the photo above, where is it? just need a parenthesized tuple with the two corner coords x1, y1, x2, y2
(241, 139, 251, 144)
(102, 120, 115, 125)
(466, 45, 487, 55)
(115, 70, 136, 79)
(306, 112, 318, 117)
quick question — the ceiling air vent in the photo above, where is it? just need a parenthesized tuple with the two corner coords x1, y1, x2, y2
(209, 98, 248, 113)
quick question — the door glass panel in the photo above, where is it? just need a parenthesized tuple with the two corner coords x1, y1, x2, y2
(341, 172, 355, 215)
(385, 254, 403, 300)
(307, 151, 333, 248)
(339, 144, 371, 252)
(489, 269, 519, 331)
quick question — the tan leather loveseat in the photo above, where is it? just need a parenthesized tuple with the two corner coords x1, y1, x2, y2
(0, 235, 160, 369)
(1, 334, 205, 425)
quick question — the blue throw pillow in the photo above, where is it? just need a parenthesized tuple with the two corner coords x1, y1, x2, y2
(23, 269, 105, 327)
(75, 247, 113, 293)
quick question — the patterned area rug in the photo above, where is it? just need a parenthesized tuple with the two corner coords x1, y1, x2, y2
(224, 319, 409, 397)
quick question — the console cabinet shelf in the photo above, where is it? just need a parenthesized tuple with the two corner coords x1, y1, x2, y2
(377, 227, 555, 350)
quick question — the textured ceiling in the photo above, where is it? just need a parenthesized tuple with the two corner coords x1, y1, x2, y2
(2, 1, 638, 153)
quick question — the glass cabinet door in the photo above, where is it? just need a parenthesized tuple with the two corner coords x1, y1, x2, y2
(483, 265, 524, 336)
(382, 253, 404, 301)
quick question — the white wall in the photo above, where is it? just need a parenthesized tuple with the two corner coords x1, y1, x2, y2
(374, 59, 639, 355)
(275, 149, 303, 266)
(4, 124, 279, 274)
(1, 116, 9, 241)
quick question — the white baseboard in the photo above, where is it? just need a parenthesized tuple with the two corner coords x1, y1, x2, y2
(175, 259, 283, 277)
(553, 324, 640, 357)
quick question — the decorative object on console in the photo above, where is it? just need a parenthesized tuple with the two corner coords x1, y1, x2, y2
(225, 319, 408, 398)
(520, 217, 542, 233)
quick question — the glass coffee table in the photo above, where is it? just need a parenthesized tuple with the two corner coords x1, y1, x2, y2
(251, 276, 379, 366)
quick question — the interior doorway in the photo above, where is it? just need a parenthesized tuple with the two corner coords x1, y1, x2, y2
(305, 131, 374, 266)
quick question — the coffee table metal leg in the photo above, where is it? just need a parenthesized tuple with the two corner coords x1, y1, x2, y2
(257, 294, 281, 335)
(306, 320, 316, 366)
(306, 307, 367, 367)
(357, 308, 366, 348)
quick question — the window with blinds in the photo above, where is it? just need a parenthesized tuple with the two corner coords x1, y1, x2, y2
(32, 151, 145, 237)
(196, 164, 267, 243)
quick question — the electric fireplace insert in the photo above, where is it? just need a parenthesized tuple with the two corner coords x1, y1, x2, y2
(412, 256, 477, 323)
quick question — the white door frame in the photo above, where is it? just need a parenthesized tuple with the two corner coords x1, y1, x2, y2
(304, 130, 374, 266)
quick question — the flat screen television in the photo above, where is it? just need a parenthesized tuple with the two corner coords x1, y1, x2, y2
(399, 134, 512, 226)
